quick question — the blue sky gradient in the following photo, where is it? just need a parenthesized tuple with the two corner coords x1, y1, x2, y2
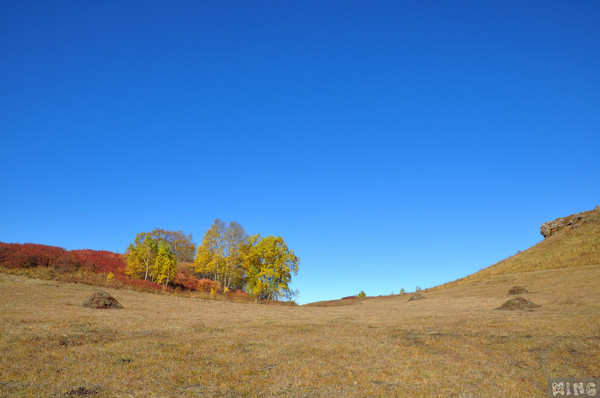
(1, 1, 599, 303)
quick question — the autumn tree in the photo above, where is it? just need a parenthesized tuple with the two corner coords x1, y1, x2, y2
(194, 219, 225, 283)
(125, 231, 178, 285)
(146, 228, 196, 263)
(154, 241, 177, 286)
(241, 234, 299, 300)
(223, 221, 248, 290)
(194, 219, 248, 290)
(125, 233, 157, 280)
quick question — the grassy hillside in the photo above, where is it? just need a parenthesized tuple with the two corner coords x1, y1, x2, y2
(1, 208, 599, 396)
(1, 264, 598, 397)
(431, 207, 600, 291)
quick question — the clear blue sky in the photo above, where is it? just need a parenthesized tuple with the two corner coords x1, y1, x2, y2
(1, 1, 599, 304)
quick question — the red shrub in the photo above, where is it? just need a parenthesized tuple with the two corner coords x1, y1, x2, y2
(173, 272, 199, 290)
(196, 278, 222, 293)
(0, 242, 230, 296)
(71, 249, 127, 275)
(0, 242, 80, 271)
(114, 274, 163, 291)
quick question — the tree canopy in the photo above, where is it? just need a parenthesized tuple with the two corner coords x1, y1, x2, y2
(126, 222, 299, 300)
(241, 234, 299, 300)
(125, 231, 177, 286)
(194, 219, 248, 291)
(145, 228, 196, 263)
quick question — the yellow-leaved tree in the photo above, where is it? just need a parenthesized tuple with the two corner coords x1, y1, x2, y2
(125, 233, 157, 281)
(145, 228, 196, 263)
(125, 231, 178, 286)
(241, 234, 299, 301)
(194, 219, 248, 291)
(154, 241, 177, 286)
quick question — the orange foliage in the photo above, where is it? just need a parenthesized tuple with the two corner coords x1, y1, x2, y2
(197, 278, 222, 293)
(173, 272, 199, 290)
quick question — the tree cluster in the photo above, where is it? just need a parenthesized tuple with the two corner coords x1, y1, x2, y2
(194, 220, 299, 300)
(125, 231, 179, 286)
(124, 222, 299, 300)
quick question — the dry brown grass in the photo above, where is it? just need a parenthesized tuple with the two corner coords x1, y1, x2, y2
(1, 263, 599, 397)
(430, 208, 600, 292)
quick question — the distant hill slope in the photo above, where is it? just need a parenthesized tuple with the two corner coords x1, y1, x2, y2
(432, 206, 600, 291)
(305, 207, 600, 305)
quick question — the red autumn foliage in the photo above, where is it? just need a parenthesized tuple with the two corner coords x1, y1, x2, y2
(173, 272, 199, 290)
(197, 278, 222, 293)
(172, 272, 222, 293)
(71, 249, 127, 274)
(0, 242, 80, 271)
(0, 242, 242, 298)
(115, 273, 164, 291)
(226, 289, 251, 299)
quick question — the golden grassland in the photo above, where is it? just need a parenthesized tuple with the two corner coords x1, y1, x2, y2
(1, 263, 599, 397)
(430, 208, 600, 292)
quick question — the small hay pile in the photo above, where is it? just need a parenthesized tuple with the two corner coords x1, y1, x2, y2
(82, 291, 123, 309)
(408, 293, 426, 302)
(496, 297, 540, 311)
(507, 286, 529, 295)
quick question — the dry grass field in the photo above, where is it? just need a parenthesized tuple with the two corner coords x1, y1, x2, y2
(1, 263, 599, 397)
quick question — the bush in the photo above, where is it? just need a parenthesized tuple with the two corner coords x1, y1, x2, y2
(173, 272, 199, 290)
(358, 290, 366, 298)
(116, 275, 163, 291)
(197, 278, 222, 293)
(0, 242, 80, 270)
(71, 249, 126, 274)
(0, 242, 240, 297)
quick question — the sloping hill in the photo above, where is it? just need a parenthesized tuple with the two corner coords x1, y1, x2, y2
(306, 206, 600, 305)
(431, 206, 600, 291)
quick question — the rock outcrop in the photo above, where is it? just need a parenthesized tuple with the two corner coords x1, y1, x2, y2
(540, 206, 600, 239)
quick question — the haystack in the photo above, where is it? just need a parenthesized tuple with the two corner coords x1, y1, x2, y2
(507, 286, 529, 295)
(408, 293, 426, 302)
(496, 297, 540, 311)
(82, 291, 123, 309)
